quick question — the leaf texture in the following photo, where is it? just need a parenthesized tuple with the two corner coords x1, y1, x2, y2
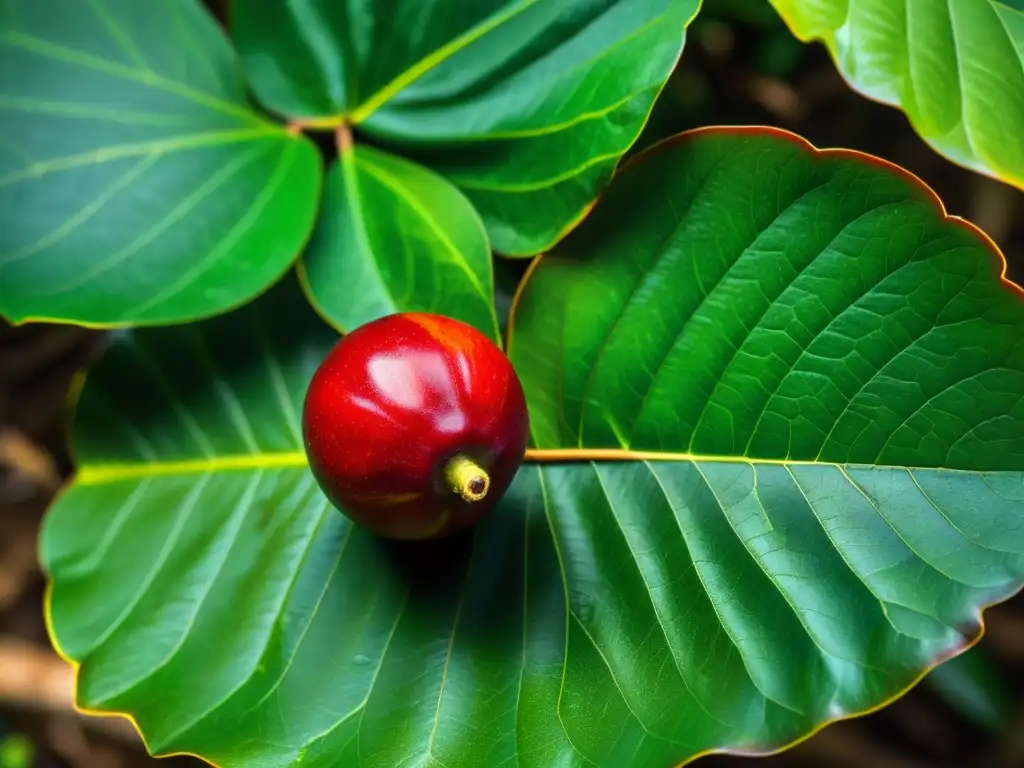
(234, 0, 700, 254)
(42, 129, 1024, 767)
(770, 0, 1024, 190)
(0, 0, 320, 326)
(299, 142, 499, 341)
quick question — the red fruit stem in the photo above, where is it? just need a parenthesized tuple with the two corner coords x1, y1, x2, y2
(444, 455, 490, 502)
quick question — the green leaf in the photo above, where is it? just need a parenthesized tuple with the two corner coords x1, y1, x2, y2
(0, 0, 321, 327)
(506, 125, 1024, 760)
(233, 0, 700, 255)
(769, 0, 1024, 191)
(299, 140, 500, 341)
(42, 129, 1024, 768)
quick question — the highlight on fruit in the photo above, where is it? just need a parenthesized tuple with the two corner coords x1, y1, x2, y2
(301, 312, 530, 541)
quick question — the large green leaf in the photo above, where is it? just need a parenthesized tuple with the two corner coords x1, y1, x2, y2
(770, 0, 1024, 190)
(0, 0, 321, 327)
(299, 138, 500, 341)
(233, 0, 700, 255)
(42, 128, 1024, 768)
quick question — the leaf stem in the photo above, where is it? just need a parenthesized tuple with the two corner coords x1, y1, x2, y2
(444, 455, 490, 502)
(335, 123, 353, 154)
(284, 116, 345, 135)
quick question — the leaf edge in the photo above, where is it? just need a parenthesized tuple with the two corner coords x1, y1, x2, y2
(37, 123, 1024, 768)
(766, 2, 1024, 193)
(504, 123, 1024, 357)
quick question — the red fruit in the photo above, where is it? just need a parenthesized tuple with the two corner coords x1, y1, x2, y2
(302, 313, 530, 541)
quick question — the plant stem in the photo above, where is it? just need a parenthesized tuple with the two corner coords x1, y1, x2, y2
(444, 455, 489, 502)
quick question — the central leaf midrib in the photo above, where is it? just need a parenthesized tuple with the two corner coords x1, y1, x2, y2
(73, 449, 1016, 486)
(76, 453, 309, 484)
(348, 0, 542, 122)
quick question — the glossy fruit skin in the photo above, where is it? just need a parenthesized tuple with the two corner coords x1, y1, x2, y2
(302, 313, 530, 541)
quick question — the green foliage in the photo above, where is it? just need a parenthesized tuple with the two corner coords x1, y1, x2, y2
(234, 0, 702, 256)
(510, 129, 1024, 465)
(300, 142, 500, 341)
(43, 130, 1024, 767)
(0, 0, 321, 327)
(0, 0, 700, 332)
(771, 0, 1024, 190)
(11, 0, 1024, 765)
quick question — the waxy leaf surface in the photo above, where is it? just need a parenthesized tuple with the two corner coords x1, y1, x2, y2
(300, 142, 499, 341)
(0, 0, 320, 326)
(42, 129, 1024, 768)
(234, 0, 699, 254)
(770, 0, 1024, 190)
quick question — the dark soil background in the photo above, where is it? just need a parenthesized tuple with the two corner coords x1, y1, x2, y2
(3, 2, 1023, 766)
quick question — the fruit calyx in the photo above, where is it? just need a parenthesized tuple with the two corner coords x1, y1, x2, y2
(444, 454, 490, 503)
